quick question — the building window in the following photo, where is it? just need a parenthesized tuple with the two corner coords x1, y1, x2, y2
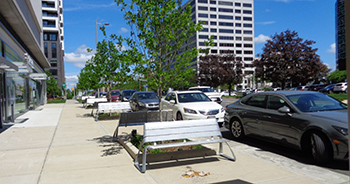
(219, 8, 233, 13)
(210, 21, 217, 25)
(219, 22, 233, 26)
(219, 15, 233, 20)
(200, 21, 208, 25)
(198, 13, 208, 18)
(235, 2, 241, 6)
(51, 43, 57, 58)
(244, 57, 254, 61)
(236, 36, 242, 40)
(243, 17, 252, 21)
(42, 1, 55, 8)
(243, 3, 252, 7)
(236, 43, 242, 47)
(42, 11, 58, 17)
(244, 50, 253, 54)
(44, 42, 48, 58)
(243, 10, 252, 14)
(220, 50, 234, 54)
(236, 30, 242, 34)
(235, 16, 241, 20)
(201, 28, 209, 32)
(210, 14, 217, 18)
(235, 23, 241, 27)
(244, 37, 253, 41)
(235, 9, 241, 13)
(50, 60, 57, 67)
(219, 43, 234, 47)
(198, 6, 208, 10)
(210, 0, 216, 4)
(211, 28, 217, 32)
(219, 29, 233, 33)
(43, 20, 55, 28)
(219, 36, 234, 40)
(243, 24, 252, 28)
(50, 69, 58, 76)
(210, 7, 216, 11)
(244, 44, 253, 48)
(218, 1, 233, 6)
(211, 49, 217, 53)
(199, 42, 206, 46)
(198, 0, 208, 3)
(243, 30, 253, 34)
(236, 51, 242, 54)
(199, 35, 209, 39)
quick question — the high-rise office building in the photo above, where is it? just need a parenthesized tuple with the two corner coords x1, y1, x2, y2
(0, 0, 50, 127)
(188, 0, 255, 89)
(42, 0, 65, 91)
(336, 0, 346, 71)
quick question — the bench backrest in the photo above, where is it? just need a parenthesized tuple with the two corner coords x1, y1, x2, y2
(143, 119, 221, 143)
(119, 110, 173, 125)
(86, 98, 107, 104)
(98, 102, 130, 111)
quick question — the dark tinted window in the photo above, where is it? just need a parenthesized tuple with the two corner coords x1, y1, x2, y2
(242, 95, 266, 108)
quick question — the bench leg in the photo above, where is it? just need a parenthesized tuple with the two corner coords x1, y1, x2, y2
(112, 125, 120, 141)
(134, 145, 148, 173)
(219, 142, 236, 161)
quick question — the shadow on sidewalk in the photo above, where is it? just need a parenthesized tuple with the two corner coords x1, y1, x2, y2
(89, 135, 123, 157)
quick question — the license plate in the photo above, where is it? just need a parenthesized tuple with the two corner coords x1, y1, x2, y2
(207, 116, 215, 119)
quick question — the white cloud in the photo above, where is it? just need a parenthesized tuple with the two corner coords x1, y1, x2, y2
(64, 45, 94, 68)
(119, 27, 128, 33)
(64, 2, 116, 12)
(327, 43, 336, 54)
(255, 34, 271, 44)
(256, 21, 276, 25)
(65, 75, 79, 89)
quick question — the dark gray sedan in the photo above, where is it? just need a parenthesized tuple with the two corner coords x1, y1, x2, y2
(129, 91, 159, 111)
(224, 91, 348, 163)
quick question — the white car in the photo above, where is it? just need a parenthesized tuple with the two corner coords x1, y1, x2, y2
(161, 91, 225, 125)
(188, 86, 222, 104)
(333, 82, 347, 93)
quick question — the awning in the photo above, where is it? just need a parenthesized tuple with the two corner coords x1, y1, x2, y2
(0, 56, 18, 72)
(29, 73, 47, 80)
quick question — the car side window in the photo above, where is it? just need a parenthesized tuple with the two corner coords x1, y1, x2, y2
(267, 95, 289, 110)
(165, 93, 172, 101)
(243, 95, 266, 108)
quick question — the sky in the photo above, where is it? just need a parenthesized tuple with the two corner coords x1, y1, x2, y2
(63, 0, 337, 90)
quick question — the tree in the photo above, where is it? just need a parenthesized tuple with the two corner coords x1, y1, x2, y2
(198, 52, 244, 95)
(45, 70, 61, 98)
(253, 30, 330, 89)
(116, 0, 203, 118)
(327, 70, 347, 83)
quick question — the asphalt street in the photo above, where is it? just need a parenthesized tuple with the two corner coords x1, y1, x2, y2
(220, 97, 349, 177)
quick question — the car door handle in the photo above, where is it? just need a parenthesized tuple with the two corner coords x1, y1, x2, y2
(263, 115, 271, 118)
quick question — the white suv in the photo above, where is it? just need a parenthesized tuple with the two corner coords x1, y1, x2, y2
(333, 82, 347, 93)
(189, 86, 222, 104)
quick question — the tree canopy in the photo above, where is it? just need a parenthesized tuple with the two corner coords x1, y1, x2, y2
(45, 70, 61, 98)
(253, 30, 330, 88)
(198, 52, 244, 94)
(327, 70, 347, 83)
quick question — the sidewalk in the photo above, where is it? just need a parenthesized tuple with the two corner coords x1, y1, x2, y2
(0, 100, 348, 184)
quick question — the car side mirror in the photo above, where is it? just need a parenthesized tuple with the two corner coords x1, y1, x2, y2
(278, 106, 290, 113)
(170, 100, 176, 104)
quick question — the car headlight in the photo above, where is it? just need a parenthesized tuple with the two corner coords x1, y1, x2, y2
(138, 102, 145, 107)
(332, 126, 348, 136)
(184, 108, 197, 114)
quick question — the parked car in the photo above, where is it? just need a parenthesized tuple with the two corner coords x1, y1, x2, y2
(296, 85, 309, 91)
(319, 84, 336, 94)
(333, 82, 348, 93)
(161, 91, 225, 125)
(121, 89, 137, 102)
(308, 84, 327, 91)
(224, 91, 348, 163)
(129, 91, 159, 111)
(189, 86, 222, 104)
(95, 92, 107, 98)
(107, 90, 121, 102)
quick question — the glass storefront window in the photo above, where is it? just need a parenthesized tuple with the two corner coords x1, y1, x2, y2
(4, 44, 22, 63)
(6, 73, 27, 119)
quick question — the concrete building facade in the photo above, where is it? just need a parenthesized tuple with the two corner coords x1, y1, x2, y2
(188, 0, 255, 89)
(42, 0, 65, 93)
(336, 0, 346, 71)
(0, 0, 50, 128)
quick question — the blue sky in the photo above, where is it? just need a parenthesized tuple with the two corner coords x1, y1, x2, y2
(63, 0, 337, 89)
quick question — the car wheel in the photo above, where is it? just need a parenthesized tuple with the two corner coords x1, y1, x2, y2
(230, 119, 244, 139)
(310, 133, 330, 164)
(176, 112, 183, 120)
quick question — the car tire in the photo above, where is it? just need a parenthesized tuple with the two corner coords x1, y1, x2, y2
(310, 133, 330, 164)
(230, 119, 244, 140)
(176, 112, 183, 120)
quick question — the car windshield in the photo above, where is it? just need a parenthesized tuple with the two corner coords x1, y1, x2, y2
(287, 93, 347, 112)
(123, 91, 135, 96)
(111, 91, 120, 96)
(178, 93, 211, 103)
(137, 93, 158, 100)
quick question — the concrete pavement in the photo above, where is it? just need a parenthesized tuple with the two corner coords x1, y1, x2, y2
(0, 100, 348, 184)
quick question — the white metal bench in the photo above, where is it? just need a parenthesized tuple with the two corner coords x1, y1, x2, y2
(134, 119, 236, 173)
(94, 102, 131, 121)
(113, 110, 173, 139)
(84, 98, 107, 108)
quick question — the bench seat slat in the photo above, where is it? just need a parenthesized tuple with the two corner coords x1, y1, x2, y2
(144, 130, 222, 143)
(145, 138, 228, 150)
